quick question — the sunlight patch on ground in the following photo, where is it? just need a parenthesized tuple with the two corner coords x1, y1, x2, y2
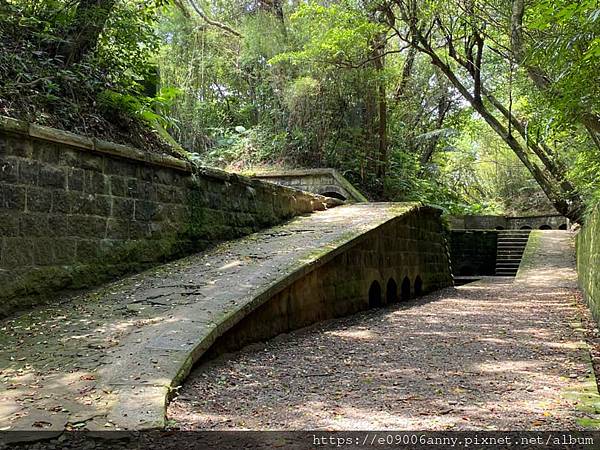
(325, 329, 376, 340)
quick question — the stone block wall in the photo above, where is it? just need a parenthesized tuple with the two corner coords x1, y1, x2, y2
(0, 117, 331, 316)
(204, 206, 453, 355)
(577, 205, 600, 323)
(449, 230, 498, 276)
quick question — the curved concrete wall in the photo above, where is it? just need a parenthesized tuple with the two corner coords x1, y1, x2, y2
(253, 168, 368, 203)
(202, 206, 452, 356)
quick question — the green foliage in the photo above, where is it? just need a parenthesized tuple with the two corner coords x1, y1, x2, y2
(5, 0, 597, 215)
(527, 0, 600, 122)
(270, 2, 384, 66)
(98, 86, 180, 128)
(0, 0, 174, 151)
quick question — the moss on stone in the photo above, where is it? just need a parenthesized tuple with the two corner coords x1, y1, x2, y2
(515, 230, 541, 278)
(577, 205, 600, 324)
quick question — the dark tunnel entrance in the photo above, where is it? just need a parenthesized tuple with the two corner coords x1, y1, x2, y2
(368, 280, 383, 307)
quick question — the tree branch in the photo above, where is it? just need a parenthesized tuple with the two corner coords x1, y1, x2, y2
(187, 0, 242, 38)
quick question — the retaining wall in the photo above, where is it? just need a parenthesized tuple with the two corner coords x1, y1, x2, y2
(577, 205, 600, 322)
(449, 230, 498, 276)
(0, 117, 332, 316)
(253, 168, 368, 203)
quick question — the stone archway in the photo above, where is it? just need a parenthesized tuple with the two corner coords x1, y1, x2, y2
(321, 191, 347, 201)
(386, 278, 398, 304)
(317, 185, 347, 201)
(414, 275, 423, 296)
(368, 280, 382, 307)
(401, 276, 411, 300)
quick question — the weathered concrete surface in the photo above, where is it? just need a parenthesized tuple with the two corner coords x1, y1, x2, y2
(0, 203, 450, 432)
(169, 231, 600, 430)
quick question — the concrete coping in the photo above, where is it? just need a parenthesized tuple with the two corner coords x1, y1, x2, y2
(449, 213, 564, 220)
(0, 115, 192, 172)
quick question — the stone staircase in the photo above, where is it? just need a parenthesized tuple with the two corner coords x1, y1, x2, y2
(495, 230, 531, 276)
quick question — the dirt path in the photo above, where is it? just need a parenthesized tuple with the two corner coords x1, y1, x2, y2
(168, 231, 600, 430)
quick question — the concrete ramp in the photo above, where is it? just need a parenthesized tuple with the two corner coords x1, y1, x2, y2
(0, 203, 451, 431)
(516, 230, 577, 288)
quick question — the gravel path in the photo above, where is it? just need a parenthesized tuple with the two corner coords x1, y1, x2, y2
(168, 232, 599, 430)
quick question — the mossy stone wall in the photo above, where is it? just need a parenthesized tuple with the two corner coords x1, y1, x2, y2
(577, 205, 600, 322)
(0, 119, 330, 316)
(449, 230, 498, 276)
(205, 206, 453, 356)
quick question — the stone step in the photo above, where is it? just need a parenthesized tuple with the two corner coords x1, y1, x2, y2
(496, 269, 518, 277)
(494, 231, 530, 277)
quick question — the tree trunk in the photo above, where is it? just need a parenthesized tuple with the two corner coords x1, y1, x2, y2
(373, 38, 388, 190)
(410, 30, 584, 222)
(57, 0, 116, 66)
(511, 0, 600, 151)
(394, 43, 416, 101)
(420, 87, 450, 166)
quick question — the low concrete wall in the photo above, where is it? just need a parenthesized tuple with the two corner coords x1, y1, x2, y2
(0, 117, 333, 316)
(449, 230, 498, 276)
(577, 205, 600, 323)
(253, 168, 368, 203)
(203, 206, 452, 356)
(449, 214, 567, 230)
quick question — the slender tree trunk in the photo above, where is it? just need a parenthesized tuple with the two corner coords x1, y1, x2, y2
(394, 44, 416, 101)
(373, 38, 388, 190)
(420, 88, 450, 166)
(56, 0, 116, 66)
(407, 28, 584, 221)
(364, 86, 377, 179)
(511, 0, 600, 150)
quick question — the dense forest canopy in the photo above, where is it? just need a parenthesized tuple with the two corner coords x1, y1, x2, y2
(1, 0, 598, 221)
